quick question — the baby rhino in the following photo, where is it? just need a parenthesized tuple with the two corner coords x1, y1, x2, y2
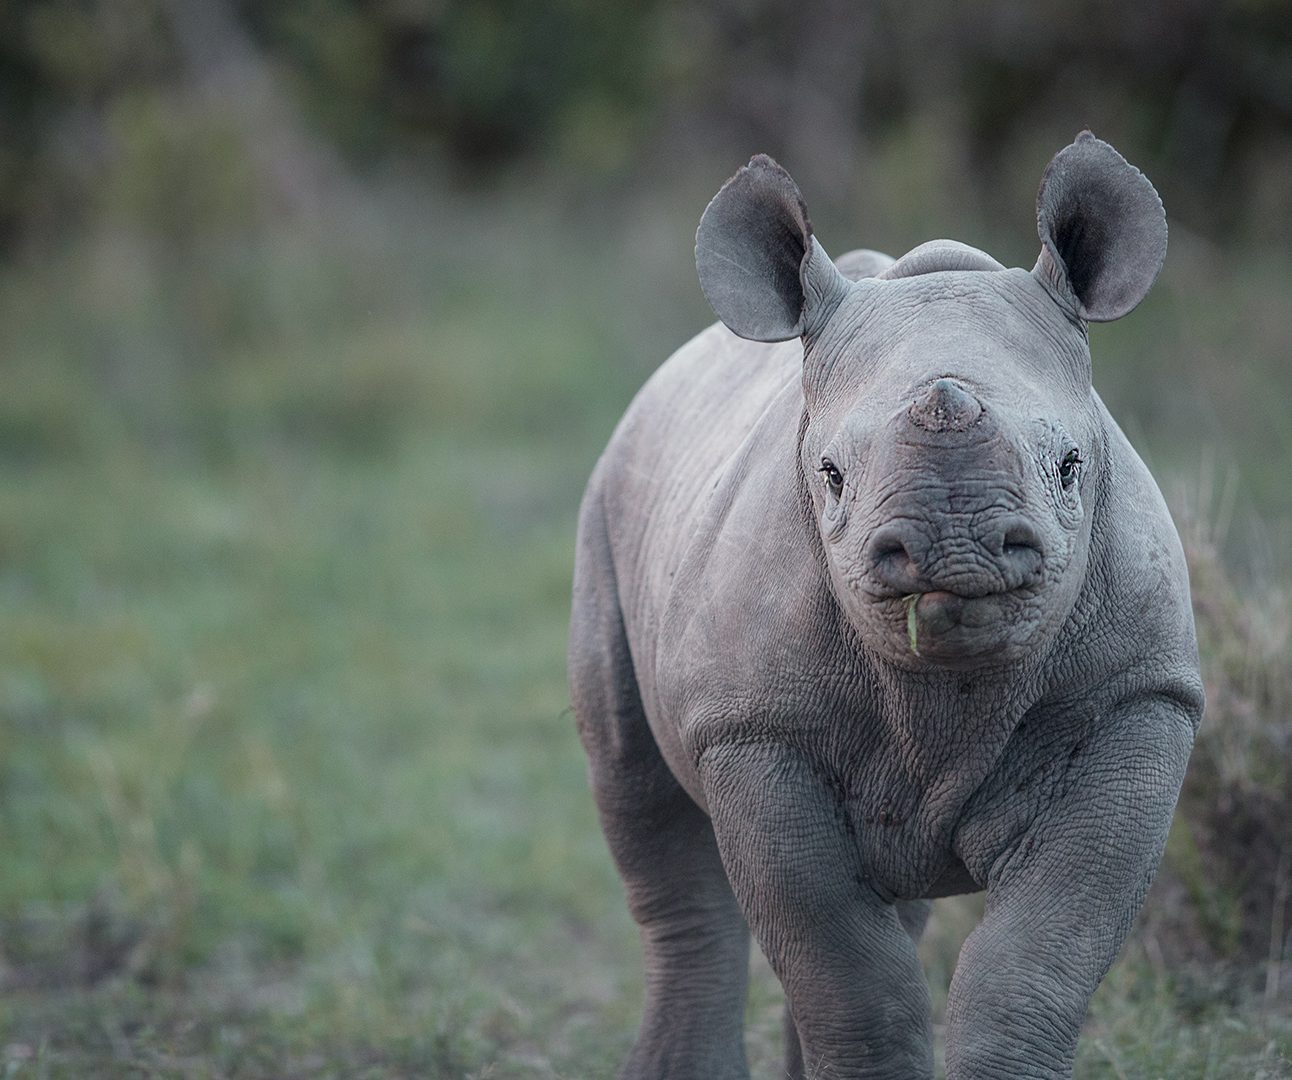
(568, 132, 1203, 1079)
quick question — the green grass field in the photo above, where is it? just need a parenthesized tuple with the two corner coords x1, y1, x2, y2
(0, 190, 1289, 1077)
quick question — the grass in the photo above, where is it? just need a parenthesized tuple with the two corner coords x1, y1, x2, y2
(0, 181, 1288, 1076)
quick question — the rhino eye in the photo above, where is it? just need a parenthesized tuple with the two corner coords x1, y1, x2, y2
(1058, 448, 1083, 487)
(819, 458, 844, 495)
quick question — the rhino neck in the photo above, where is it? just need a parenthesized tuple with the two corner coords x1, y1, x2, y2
(864, 644, 1048, 758)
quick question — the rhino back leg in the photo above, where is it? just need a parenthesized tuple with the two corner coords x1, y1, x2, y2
(569, 486, 751, 1079)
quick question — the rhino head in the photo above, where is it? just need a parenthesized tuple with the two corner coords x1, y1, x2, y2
(695, 132, 1168, 669)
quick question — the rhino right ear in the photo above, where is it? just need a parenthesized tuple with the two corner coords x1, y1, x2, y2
(1034, 132, 1167, 322)
(696, 155, 850, 342)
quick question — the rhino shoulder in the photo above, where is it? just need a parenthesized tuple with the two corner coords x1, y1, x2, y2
(1076, 398, 1202, 710)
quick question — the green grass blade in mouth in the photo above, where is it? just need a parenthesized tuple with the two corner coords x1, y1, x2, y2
(903, 593, 921, 655)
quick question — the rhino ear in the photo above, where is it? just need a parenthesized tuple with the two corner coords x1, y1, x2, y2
(696, 155, 850, 342)
(1034, 132, 1167, 322)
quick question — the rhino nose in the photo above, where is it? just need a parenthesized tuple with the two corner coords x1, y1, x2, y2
(866, 516, 1044, 596)
(908, 379, 982, 433)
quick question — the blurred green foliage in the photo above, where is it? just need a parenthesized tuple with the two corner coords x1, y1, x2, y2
(0, 188, 643, 1074)
(2, 0, 1292, 246)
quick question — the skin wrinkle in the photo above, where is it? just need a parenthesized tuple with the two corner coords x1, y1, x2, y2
(570, 136, 1199, 1080)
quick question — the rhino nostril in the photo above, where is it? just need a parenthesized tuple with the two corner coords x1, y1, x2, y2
(867, 525, 915, 562)
(1000, 521, 1045, 586)
(1001, 521, 1044, 559)
(866, 526, 925, 592)
(873, 537, 908, 561)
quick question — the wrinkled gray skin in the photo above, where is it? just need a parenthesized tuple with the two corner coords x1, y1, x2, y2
(568, 133, 1203, 1079)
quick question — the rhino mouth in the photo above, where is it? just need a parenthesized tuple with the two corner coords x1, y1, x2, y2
(907, 589, 999, 634)
(892, 587, 1038, 661)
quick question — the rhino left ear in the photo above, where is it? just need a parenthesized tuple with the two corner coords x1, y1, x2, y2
(1034, 132, 1167, 322)
(696, 155, 850, 342)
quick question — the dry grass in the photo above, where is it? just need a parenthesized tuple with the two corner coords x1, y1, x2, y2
(1137, 491, 1292, 1014)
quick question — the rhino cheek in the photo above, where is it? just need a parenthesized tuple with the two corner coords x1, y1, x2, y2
(821, 499, 848, 541)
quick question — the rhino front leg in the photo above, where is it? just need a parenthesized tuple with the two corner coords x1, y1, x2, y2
(945, 693, 1196, 1079)
(782, 899, 933, 1079)
(701, 740, 934, 1080)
